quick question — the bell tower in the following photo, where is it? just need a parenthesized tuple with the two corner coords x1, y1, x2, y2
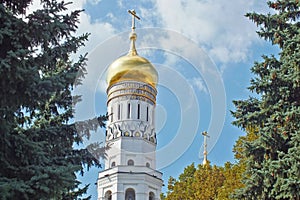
(97, 10, 163, 200)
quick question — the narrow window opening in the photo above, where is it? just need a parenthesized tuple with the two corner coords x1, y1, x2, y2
(125, 188, 135, 200)
(137, 104, 140, 119)
(118, 104, 121, 120)
(111, 161, 116, 167)
(149, 192, 155, 200)
(146, 106, 149, 121)
(105, 190, 112, 200)
(152, 108, 154, 123)
(127, 103, 131, 119)
(127, 159, 134, 166)
(110, 107, 113, 122)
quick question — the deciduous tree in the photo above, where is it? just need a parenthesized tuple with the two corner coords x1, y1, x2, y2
(165, 163, 226, 200)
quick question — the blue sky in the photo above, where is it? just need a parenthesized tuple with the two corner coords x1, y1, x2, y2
(29, 0, 279, 198)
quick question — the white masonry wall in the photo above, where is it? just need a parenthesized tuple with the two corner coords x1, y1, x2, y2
(98, 81, 162, 200)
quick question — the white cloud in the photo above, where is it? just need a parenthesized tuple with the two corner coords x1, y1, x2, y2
(75, 13, 115, 57)
(27, 0, 115, 53)
(152, 0, 266, 67)
(190, 77, 208, 94)
(117, 0, 124, 8)
(27, 0, 88, 15)
(87, 0, 101, 5)
(97, 79, 107, 93)
(106, 12, 116, 22)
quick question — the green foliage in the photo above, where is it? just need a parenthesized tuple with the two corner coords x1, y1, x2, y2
(163, 128, 266, 200)
(0, 1, 106, 199)
(233, 127, 259, 161)
(232, 0, 300, 199)
(160, 193, 166, 200)
(165, 163, 236, 200)
(216, 162, 245, 200)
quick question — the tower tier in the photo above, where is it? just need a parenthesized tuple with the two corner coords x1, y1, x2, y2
(106, 81, 157, 144)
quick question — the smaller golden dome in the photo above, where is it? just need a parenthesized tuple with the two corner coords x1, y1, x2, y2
(106, 54, 158, 88)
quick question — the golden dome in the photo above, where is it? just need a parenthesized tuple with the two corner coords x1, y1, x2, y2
(106, 53, 158, 88)
(106, 23, 158, 88)
(107, 10, 158, 88)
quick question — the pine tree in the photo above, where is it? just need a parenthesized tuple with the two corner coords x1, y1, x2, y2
(0, 1, 106, 199)
(232, 1, 300, 199)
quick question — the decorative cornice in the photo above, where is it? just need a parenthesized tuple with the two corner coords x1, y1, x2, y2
(106, 80, 157, 95)
(106, 121, 157, 144)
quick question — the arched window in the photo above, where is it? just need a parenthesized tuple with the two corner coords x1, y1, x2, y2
(149, 192, 155, 200)
(127, 159, 134, 166)
(125, 188, 135, 200)
(105, 190, 112, 200)
(146, 162, 150, 168)
(111, 161, 116, 167)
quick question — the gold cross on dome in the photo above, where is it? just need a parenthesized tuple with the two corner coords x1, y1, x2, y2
(202, 131, 210, 151)
(128, 9, 140, 30)
(201, 131, 210, 165)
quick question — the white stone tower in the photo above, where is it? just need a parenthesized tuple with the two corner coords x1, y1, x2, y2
(97, 10, 163, 200)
